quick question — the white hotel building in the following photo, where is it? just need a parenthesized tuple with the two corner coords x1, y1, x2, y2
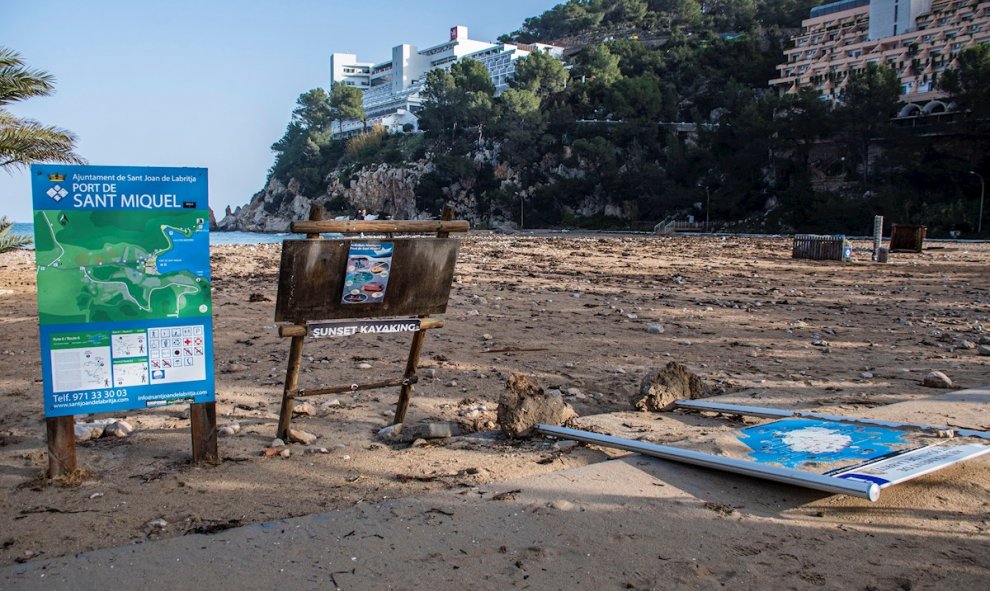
(330, 25, 563, 137)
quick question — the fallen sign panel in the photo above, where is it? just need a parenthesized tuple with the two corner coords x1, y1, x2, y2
(536, 420, 990, 501)
(831, 442, 990, 488)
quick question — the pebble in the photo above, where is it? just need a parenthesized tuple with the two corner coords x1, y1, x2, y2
(323, 399, 342, 408)
(860, 372, 874, 379)
(923, 371, 953, 389)
(280, 448, 292, 458)
(292, 402, 316, 416)
(954, 339, 977, 350)
(356, 363, 373, 370)
(445, 380, 458, 387)
(218, 424, 239, 437)
(482, 334, 493, 340)
(554, 440, 580, 451)
(288, 429, 318, 445)
(549, 499, 576, 511)
(979, 345, 990, 357)
(103, 420, 133, 438)
(980, 335, 990, 345)
(421, 368, 437, 379)
(271, 438, 286, 448)
(146, 518, 168, 530)
(646, 324, 665, 334)
(74, 423, 104, 442)
(377, 424, 403, 441)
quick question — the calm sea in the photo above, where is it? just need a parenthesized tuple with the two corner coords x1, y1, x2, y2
(8, 223, 298, 246)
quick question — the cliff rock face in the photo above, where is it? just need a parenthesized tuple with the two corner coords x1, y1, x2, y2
(217, 177, 307, 232)
(217, 147, 618, 231)
(218, 163, 432, 232)
(325, 162, 431, 220)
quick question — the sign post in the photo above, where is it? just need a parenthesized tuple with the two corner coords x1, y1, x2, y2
(274, 205, 467, 440)
(31, 164, 218, 476)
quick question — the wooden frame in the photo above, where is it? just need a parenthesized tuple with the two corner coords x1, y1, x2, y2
(46, 403, 218, 478)
(274, 205, 467, 441)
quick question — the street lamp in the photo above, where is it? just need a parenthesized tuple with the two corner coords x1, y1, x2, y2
(970, 171, 985, 234)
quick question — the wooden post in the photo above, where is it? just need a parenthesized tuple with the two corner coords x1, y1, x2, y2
(46, 416, 77, 478)
(276, 329, 306, 440)
(394, 320, 428, 425)
(190, 402, 219, 464)
(392, 207, 453, 424)
(438, 204, 454, 237)
(276, 204, 324, 440)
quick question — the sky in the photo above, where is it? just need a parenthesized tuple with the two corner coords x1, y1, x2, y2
(0, 0, 560, 222)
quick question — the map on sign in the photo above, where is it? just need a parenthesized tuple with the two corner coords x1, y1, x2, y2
(33, 210, 211, 324)
(32, 164, 215, 418)
(738, 418, 913, 469)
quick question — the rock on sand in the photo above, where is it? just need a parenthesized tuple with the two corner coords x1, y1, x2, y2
(632, 361, 718, 412)
(497, 374, 577, 438)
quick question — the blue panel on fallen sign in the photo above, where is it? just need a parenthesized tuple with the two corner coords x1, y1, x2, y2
(739, 418, 909, 469)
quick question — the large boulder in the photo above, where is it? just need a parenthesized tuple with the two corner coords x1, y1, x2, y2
(632, 362, 717, 412)
(497, 374, 577, 438)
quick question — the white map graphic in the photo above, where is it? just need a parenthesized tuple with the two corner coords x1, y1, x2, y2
(114, 361, 149, 387)
(782, 427, 852, 454)
(51, 347, 112, 392)
(112, 332, 146, 358)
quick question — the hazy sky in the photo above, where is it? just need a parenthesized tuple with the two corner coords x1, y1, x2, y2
(1, 0, 559, 222)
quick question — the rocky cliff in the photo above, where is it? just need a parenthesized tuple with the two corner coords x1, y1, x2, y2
(218, 162, 431, 232)
(217, 146, 635, 232)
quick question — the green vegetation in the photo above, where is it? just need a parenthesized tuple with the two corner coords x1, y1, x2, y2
(0, 216, 31, 253)
(263, 1, 989, 236)
(1, 47, 85, 247)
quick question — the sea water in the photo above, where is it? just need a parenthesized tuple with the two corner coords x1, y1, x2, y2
(7, 223, 303, 246)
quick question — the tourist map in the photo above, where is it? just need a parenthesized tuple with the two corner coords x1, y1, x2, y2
(32, 165, 215, 417)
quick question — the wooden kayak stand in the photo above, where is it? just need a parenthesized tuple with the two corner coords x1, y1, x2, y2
(274, 205, 467, 441)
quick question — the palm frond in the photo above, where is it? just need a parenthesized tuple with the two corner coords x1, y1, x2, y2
(0, 215, 32, 253)
(0, 47, 55, 106)
(0, 111, 86, 169)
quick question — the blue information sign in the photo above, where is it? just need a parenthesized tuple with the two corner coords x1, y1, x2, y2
(31, 164, 215, 417)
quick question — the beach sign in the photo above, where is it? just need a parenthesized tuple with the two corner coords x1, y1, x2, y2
(272, 205, 468, 441)
(31, 164, 215, 418)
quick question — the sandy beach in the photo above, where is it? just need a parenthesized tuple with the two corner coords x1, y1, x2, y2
(1, 233, 989, 587)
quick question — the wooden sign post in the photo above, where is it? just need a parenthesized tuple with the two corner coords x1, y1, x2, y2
(45, 403, 218, 478)
(274, 205, 468, 441)
(30, 164, 219, 478)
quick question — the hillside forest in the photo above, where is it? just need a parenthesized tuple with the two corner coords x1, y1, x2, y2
(259, 0, 990, 237)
